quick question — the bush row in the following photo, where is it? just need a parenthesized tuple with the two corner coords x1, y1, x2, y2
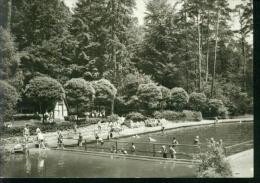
(1, 122, 75, 137)
(153, 110, 202, 122)
(13, 113, 41, 121)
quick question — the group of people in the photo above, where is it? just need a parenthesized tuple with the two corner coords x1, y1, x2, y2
(85, 110, 106, 119)
(23, 125, 46, 149)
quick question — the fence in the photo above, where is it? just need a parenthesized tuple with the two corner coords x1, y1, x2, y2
(224, 140, 253, 157)
(66, 139, 201, 160)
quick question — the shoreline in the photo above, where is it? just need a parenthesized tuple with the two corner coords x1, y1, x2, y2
(1, 117, 253, 153)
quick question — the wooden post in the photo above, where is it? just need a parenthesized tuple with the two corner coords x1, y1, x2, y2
(115, 141, 118, 153)
(153, 144, 156, 157)
(85, 140, 87, 151)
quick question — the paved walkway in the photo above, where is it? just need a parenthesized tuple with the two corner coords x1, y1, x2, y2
(2, 118, 253, 152)
(227, 149, 254, 178)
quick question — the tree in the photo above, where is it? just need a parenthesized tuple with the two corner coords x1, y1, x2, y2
(64, 78, 95, 117)
(11, 0, 71, 50)
(70, 0, 136, 86)
(0, 27, 23, 93)
(137, 83, 162, 111)
(168, 87, 189, 111)
(205, 99, 227, 118)
(139, 0, 182, 89)
(0, 80, 19, 122)
(92, 79, 117, 114)
(159, 85, 171, 109)
(189, 92, 207, 112)
(24, 76, 65, 123)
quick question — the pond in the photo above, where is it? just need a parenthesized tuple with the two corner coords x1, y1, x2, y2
(1, 122, 253, 178)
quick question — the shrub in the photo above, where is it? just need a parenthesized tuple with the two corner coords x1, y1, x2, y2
(77, 118, 100, 125)
(0, 80, 19, 121)
(107, 114, 119, 123)
(153, 110, 202, 122)
(188, 92, 207, 112)
(153, 110, 185, 121)
(126, 112, 147, 122)
(168, 87, 189, 111)
(183, 110, 202, 121)
(123, 120, 145, 128)
(196, 147, 232, 178)
(13, 113, 41, 121)
(144, 118, 159, 127)
(137, 83, 162, 110)
(205, 99, 228, 118)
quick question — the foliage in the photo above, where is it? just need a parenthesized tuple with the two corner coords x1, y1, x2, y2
(24, 76, 65, 122)
(64, 78, 95, 115)
(183, 110, 203, 121)
(153, 110, 201, 122)
(92, 79, 117, 105)
(188, 92, 207, 112)
(137, 83, 162, 110)
(107, 114, 120, 123)
(196, 147, 232, 178)
(153, 110, 184, 121)
(159, 86, 171, 109)
(13, 113, 41, 121)
(168, 87, 189, 111)
(125, 112, 147, 122)
(0, 80, 19, 121)
(204, 99, 228, 118)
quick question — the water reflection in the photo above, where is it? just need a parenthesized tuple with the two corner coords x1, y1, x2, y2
(37, 150, 47, 175)
(25, 152, 31, 175)
(57, 152, 65, 168)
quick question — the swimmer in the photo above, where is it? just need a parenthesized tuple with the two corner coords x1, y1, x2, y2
(133, 134, 140, 138)
(194, 136, 200, 145)
(161, 145, 167, 158)
(23, 124, 30, 143)
(148, 136, 156, 142)
(131, 143, 136, 154)
(210, 137, 216, 147)
(169, 145, 177, 159)
(172, 137, 179, 145)
(57, 130, 64, 149)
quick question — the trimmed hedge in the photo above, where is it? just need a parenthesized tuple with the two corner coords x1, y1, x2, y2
(125, 112, 147, 122)
(13, 114, 41, 121)
(1, 122, 74, 137)
(153, 110, 202, 122)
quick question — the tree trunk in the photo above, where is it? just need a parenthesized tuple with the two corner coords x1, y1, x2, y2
(211, 8, 220, 98)
(197, 10, 202, 92)
(111, 98, 114, 115)
(7, 0, 12, 30)
(205, 8, 210, 87)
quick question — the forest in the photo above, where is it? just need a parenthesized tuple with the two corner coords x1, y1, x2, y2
(0, 0, 253, 123)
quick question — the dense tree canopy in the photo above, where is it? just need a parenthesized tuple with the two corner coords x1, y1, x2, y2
(25, 76, 65, 122)
(64, 78, 95, 115)
(0, 0, 253, 120)
(0, 80, 19, 121)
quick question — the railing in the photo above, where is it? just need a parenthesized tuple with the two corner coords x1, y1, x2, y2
(224, 140, 253, 157)
(65, 139, 201, 160)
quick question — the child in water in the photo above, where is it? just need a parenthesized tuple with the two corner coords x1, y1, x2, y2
(169, 145, 177, 159)
(78, 132, 83, 147)
(57, 130, 64, 149)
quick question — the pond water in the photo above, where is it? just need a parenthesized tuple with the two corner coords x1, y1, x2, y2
(1, 122, 253, 178)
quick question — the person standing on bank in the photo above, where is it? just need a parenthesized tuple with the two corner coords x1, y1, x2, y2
(57, 130, 64, 149)
(23, 124, 30, 143)
(78, 132, 83, 147)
